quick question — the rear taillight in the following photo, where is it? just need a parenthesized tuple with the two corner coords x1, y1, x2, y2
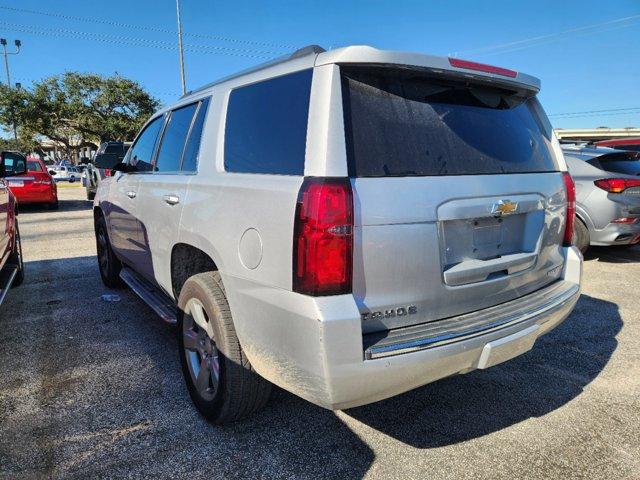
(448, 57, 518, 78)
(563, 172, 576, 247)
(611, 217, 638, 224)
(594, 178, 640, 193)
(105, 169, 111, 177)
(293, 177, 353, 296)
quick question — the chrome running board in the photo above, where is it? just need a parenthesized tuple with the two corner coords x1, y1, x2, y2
(120, 267, 177, 324)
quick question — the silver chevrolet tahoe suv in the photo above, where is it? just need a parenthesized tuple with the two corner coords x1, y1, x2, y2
(93, 45, 582, 424)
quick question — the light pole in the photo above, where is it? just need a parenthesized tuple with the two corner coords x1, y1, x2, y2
(1, 38, 21, 140)
(175, 0, 187, 95)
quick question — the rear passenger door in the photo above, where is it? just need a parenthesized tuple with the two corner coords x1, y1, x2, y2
(107, 115, 164, 266)
(136, 98, 210, 293)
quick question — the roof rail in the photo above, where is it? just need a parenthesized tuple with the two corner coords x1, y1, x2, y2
(181, 44, 325, 99)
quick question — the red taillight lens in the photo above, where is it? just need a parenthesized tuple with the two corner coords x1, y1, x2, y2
(563, 172, 576, 247)
(293, 177, 353, 296)
(105, 169, 112, 177)
(594, 178, 640, 193)
(448, 57, 518, 78)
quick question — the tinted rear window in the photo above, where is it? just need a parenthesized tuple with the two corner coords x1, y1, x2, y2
(341, 66, 558, 177)
(27, 161, 42, 171)
(590, 151, 640, 176)
(224, 69, 312, 175)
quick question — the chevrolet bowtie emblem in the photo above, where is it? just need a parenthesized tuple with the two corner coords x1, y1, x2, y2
(491, 200, 519, 216)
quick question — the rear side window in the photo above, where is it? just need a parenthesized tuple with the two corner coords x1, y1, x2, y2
(181, 98, 210, 172)
(341, 66, 558, 177)
(129, 116, 164, 173)
(155, 103, 198, 172)
(224, 69, 312, 175)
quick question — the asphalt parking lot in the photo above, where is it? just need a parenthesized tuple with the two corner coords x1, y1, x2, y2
(1, 186, 639, 479)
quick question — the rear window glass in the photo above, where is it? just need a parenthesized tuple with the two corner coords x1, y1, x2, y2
(27, 161, 42, 171)
(224, 69, 312, 175)
(590, 151, 640, 176)
(340, 66, 559, 177)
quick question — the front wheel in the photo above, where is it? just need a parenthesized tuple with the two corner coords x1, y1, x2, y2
(95, 214, 122, 288)
(177, 272, 271, 424)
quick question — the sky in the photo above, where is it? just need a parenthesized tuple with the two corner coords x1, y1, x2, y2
(0, 0, 638, 130)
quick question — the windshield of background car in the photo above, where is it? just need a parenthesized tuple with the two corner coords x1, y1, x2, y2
(340, 66, 559, 177)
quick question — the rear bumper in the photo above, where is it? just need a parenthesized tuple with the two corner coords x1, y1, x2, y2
(12, 188, 57, 205)
(224, 246, 582, 410)
(590, 221, 640, 246)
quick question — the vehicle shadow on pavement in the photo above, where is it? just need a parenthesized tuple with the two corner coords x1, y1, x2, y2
(584, 245, 640, 264)
(19, 199, 92, 214)
(342, 293, 620, 449)
(0, 255, 375, 480)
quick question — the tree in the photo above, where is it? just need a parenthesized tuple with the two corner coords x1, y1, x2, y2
(0, 72, 160, 159)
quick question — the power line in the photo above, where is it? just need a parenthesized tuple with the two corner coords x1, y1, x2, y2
(0, 4, 297, 50)
(456, 13, 640, 56)
(0, 21, 281, 58)
(549, 107, 640, 117)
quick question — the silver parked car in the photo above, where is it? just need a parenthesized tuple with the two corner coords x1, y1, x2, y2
(93, 45, 582, 423)
(562, 145, 640, 252)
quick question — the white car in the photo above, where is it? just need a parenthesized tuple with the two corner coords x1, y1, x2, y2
(93, 45, 582, 423)
(50, 165, 80, 183)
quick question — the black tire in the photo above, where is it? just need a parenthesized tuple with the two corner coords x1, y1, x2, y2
(10, 219, 24, 288)
(86, 189, 96, 201)
(69, 176, 75, 183)
(177, 272, 271, 424)
(573, 218, 590, 254)
(48, 200, 59, 210)
(95, 214, 123, 288)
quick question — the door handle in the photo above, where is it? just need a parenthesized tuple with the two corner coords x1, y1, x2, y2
(164, 194, 180, 205)
(126, 190, 137, 199)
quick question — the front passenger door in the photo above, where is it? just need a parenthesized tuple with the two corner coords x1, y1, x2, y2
(107, 115, 164, 267)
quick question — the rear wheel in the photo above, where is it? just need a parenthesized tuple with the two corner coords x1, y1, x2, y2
(573, 218, 590, 254)
(177, 272, 271, 424)
(69, 176, 76, 183)
(95, 214, 122, 288)
(10, 220, 24, 288)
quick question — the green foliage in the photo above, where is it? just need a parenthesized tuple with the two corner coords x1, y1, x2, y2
(0, 72, 160, 156)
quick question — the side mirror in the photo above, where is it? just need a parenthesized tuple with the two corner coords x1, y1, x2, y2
(94, 152, 121, 170)
(0, 151, 28, 177)
(112, 162, 132, 173)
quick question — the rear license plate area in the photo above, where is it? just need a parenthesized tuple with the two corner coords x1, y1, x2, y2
(441, 213, 535, 269)
(8, 181, 24, 187)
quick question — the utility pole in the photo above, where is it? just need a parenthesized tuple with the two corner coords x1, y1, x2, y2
(0, 38, 21, 140)
(175, 0, 187, 95)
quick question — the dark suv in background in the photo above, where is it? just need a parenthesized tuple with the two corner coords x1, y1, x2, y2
(83, 141, 130, 200)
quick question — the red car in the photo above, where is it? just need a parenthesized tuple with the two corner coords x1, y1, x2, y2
(6, 157, 58, 209)
(0, 151, 25, 306)
(595, 138, 640, 152)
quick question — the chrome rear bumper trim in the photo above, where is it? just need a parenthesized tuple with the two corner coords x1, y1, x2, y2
(364, 280, 580, 360)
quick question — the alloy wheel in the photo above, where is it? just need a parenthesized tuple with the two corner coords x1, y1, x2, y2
(182, 298, 220, 401)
